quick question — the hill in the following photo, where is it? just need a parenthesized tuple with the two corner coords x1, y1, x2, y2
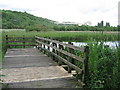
(0, 10, 118, 31)
(0, 10, 56, 31)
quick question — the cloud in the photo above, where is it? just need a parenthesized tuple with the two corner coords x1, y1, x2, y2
(0, 0, 119, 26)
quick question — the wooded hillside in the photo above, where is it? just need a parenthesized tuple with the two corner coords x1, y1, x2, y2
(1, 10, 56, 31)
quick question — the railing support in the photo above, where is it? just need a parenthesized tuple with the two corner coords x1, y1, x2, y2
(83, 46, 89, 86)
(35, 36, 89, 86)
(23, 35, 25, 48)
(6, 35, 10, 48)
(5, 35, 35, 48)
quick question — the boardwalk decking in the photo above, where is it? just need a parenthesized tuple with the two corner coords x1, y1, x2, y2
(1, 48, 81, 88)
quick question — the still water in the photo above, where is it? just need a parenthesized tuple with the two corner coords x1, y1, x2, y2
(63, 41, 120, 49)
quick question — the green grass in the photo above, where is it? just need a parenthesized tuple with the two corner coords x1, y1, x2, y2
(85, 42, 120, 88)
(1, 30, 119, 61)
(0, 30, 2, 65)
(1, 30, 120, 88)
(3, 31, 119, 41)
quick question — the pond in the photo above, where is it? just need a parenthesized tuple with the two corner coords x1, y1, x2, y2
(63, 41, 120, 49)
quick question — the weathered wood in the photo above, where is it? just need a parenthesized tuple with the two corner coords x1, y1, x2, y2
(67, 42, 73, 73)
(35, 36, 89, 87)
(36, 39, 83, 73)
(35, 36, 84, 52)
(5, 35, 89, 87)
(35, 40, 84, 62)
(47, 40, 50, 56)
(2, 48, 80, 88)
(23, 35, 25, 48)
(6, 35, 10, 48)
(58, 44, 63, 66)
(83, 46, 89, 85)
(8, 44, 35, 46)
(43, 40, 46, 54)
(41, 47, 83, 74)
(6, 35, 35, 48)
(8, 37, 34, 39)
(6, 40, 35, 42)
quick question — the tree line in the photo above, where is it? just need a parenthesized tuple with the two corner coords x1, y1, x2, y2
(53, 21, 118, 31)
(1, 10, 119, 31)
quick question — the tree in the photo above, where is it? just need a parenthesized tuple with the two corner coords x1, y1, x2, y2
(26, 24, 48, 32)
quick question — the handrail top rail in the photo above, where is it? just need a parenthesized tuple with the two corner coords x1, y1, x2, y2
(35, 36, 84, 52)
(7, 37, 35, 39)
(36, 39, 84, 62)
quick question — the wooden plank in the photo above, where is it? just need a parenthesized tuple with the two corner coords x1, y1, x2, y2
(2, 48, 82, 88)
(36, 36, 84, 51)
(36, 40, 84, 63)
(7, 40, 35, 42)
(41, 48, 83, 74)
(36, 40, 84, 62)
(83, 46, 89, 84)
(9, 44, 35, 46)
(8, 37, 35, 39)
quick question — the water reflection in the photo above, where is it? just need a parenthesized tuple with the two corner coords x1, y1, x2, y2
(63, 41, 119, 49)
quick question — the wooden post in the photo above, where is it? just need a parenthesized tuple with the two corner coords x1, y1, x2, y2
(67, 47, 72, 73)
(43, 40, 46, 54)
(68, 42, 73, 45)
(6, 35, 10, 48)
(23, 35, 25, 48)
(47, 41, 50, 57)
(58, 44, 63, 65)
(52, 42, 57, 61)
(83, 46, 89, 85)
(39, 39, 42, 51)
(40, 39, 43, 52)
(67, 42, 73, 73)
(35, 36, 38, 49)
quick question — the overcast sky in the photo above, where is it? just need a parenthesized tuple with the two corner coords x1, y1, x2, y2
(0, 0, 119, 26)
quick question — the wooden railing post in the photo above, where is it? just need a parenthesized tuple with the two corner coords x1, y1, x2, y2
(83, 46, 89, 85)
(35, 36, 38, 49)
(52, 42, 57, 61)
(58, 44, 63, 66)
(39, 39, 42, 51)
(23, 35, 25, 48)
(41, 40, 43, 52)
(6, 35, 10, 48)
(47, 40, 50, 56)
(67, 42, 72, 73)
(43, 40, 46, 54)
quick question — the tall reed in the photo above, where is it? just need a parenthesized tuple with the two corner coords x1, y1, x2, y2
(86, 41, 120, 88)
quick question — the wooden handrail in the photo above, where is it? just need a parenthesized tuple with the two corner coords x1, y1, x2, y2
(35, 36, 84, 52)
(35, 35, 89, 86)
(6, 35, 35, 48)
(35, 40, 84, 62)
(5, 35, 89, 86)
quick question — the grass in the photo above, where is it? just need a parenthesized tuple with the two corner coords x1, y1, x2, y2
(0, 31, 2, 66)
(3, 30, 119, 41)
(1, 30, 120, 88)
(1, 30, 119, 62)
(85, 42, 120, 88)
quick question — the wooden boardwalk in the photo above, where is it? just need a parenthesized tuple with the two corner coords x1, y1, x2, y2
(1, 48, 81, 88)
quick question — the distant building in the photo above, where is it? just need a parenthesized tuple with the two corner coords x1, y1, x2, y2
(54, 21, 92, 26)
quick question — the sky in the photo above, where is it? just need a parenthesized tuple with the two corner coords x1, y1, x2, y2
(0, 0, 119, 26)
